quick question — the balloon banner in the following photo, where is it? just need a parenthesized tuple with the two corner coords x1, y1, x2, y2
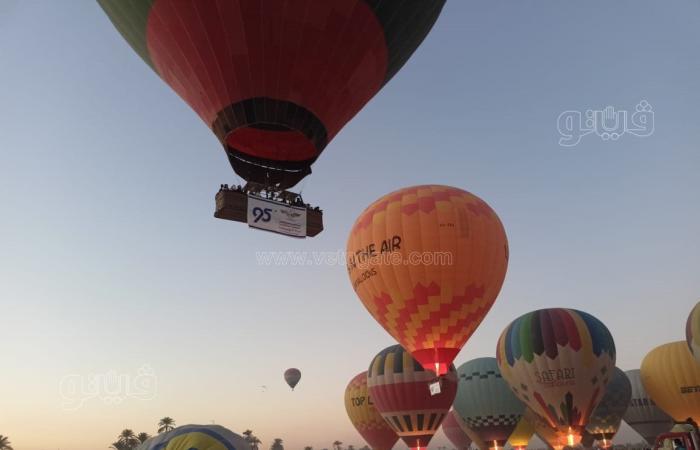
(247, 195, 306, 237)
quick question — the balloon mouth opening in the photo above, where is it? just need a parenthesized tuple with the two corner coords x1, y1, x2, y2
(226, 124, 319, 162)
(411, 347, 460, 375)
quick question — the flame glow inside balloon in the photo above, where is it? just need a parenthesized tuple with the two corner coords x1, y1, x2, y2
(496, 308, 616, 442)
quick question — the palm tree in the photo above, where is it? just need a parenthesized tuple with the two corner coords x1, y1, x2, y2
(347, 445, 355, 450)
(304, 446, 313, 450)
(137, 432, 151, 443)
(158, 417, 176, 434)
(243, 430, 261, 450)
(109, 441, 129, 450)
(332, 441, 342, 450)
(270, 438, 284, 450)
(0, 436, 13, 450)
(118, 429, 140, 450)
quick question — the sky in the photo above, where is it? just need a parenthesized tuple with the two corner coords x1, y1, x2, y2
(0, 1, 699, 449)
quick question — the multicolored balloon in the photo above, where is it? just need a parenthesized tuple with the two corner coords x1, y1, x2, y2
(453, 357, 526, 450)
(344, 371, 399, 450)
(640, 341, 700, 423)
(135, 424, 250, 450)
(508, 416, 535, 450)
(97, 1, 445, 189)
(367, 344, 457, 450)
(442, 410, 473, 450)
(686, 302, 700, 364)
(284, 368, 301, 390)
(348, 185, 509, 375)
(623, 369, 673, 445)
(496, 308, 616, 445)
(585, 367, 631, 448)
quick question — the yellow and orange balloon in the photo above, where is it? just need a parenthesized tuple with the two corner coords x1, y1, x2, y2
(344, 371, 398, 450)
(346, 185, 508, 374)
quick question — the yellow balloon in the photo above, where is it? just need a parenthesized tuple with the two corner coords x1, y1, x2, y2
(640, 341, 700, 423)
(508, 415, 535, 449)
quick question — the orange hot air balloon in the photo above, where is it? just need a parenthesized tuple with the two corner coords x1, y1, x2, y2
(346, 185, 509, 375)
(344, 371, 399, 450)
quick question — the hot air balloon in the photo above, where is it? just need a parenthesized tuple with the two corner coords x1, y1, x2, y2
(135, 424, 250, 450)
(367, 344, 457, 450)
(453, 357, 526, 450)
(344, 371, 399, 450)
(496, 308, 617, 447)
(284, 368, 301, 390)
(97, 1, 446, 236)
(640, 341, 700, 424)
(509, 416, 535, 450)
(623, 369, 673, 445)
(445, 410, 489, 450)
(585, 367, 632, 448)
(347, 185, 509, 375)
(524, 407, 562, 450)
(686, 302, 700, 364)
(442, 410, 473, 450)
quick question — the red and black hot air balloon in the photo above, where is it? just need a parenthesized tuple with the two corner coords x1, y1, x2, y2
(98, 0, 445, 234)
(367, 345, 457, 450)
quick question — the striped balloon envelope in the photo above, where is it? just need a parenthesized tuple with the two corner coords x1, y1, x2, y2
(348, 185, 509, 375)
(135, 424, 249, 450)
(686, 302, 700, 364)
(453, 357, 526, 450)
(496, 308, 616, 446)
(585, 367, 631, 448)
(623, 369, 673, 445)
(344, 371, 399, 450)
(367, 345, 457, 450)
(97, 1, 445, 189)
(441, 410, 473, 450)
(640, 341, 700, 424)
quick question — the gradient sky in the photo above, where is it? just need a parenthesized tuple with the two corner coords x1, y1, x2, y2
(1, 1, 699, 450)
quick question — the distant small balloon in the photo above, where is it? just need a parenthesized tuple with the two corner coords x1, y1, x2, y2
(284, 368, 301, 390)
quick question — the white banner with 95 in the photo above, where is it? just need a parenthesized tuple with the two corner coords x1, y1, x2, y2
(247, 195, 307, 238)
